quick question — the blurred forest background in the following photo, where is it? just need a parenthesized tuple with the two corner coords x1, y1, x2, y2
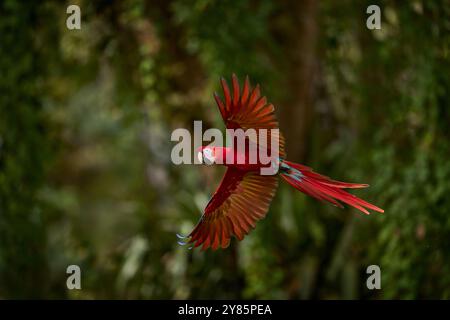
(1, 0, 450, 299)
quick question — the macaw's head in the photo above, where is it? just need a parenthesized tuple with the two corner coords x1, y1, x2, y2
(197, 146, 216, 165)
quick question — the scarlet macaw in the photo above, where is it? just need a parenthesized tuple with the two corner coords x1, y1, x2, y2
(178, 75, 383, 250)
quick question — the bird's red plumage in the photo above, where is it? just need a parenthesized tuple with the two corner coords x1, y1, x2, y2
(181, 75, 384, 251)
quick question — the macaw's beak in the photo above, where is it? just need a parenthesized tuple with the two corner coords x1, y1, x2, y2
(197, 150, 203, 164)
(197, 146, 205, 164)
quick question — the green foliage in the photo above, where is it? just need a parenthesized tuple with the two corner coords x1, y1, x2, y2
(322, 0, 450, 298)
(0, 1, 52, 298)
(172, 0, 276, 81)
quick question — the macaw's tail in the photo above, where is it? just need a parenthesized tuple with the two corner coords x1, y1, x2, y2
(280, 160, 384, 214)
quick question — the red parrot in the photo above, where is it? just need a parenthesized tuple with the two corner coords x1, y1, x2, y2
(178, 74, 384, 250)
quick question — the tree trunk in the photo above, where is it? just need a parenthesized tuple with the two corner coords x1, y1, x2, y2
(275, 0, 318, 162)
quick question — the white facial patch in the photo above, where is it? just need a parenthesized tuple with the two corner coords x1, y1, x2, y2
(200, 148, 215, 165)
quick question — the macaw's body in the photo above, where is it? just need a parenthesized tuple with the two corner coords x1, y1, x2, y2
(178, 75, 384, 251)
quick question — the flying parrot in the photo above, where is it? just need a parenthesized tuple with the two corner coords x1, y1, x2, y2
(178, 74, 384, 250)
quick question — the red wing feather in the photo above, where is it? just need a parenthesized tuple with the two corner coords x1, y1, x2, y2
(188, 168, 278, 250)
(214, 75, 285, 158)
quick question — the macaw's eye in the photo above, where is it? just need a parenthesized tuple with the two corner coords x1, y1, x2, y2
(203, 154, 214, 165)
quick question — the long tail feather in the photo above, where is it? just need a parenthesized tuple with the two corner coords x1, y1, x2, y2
(280, 160, 384, 214)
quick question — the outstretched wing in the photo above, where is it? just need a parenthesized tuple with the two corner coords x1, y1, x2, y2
(214, 74, 286, 158)
(185, 167, 278, 250)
